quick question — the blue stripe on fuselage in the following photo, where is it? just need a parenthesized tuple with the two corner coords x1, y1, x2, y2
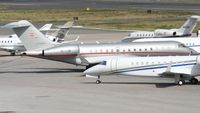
(114, 61, 196, 73)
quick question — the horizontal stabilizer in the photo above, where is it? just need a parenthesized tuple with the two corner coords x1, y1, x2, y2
(57, 21, 74, 29)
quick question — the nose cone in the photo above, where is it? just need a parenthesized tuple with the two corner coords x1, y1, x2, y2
(84, 64, 109, 75)
(84, 65, 100, 75)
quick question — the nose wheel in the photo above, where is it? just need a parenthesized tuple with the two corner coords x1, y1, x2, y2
(96, 80, 101, 84)
(96, 75, 101, 84)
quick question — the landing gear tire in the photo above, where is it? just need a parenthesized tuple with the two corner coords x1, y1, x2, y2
(178, 80, 184, 86)
(96, 80, 101, 84)
(190, 78, 199, 85)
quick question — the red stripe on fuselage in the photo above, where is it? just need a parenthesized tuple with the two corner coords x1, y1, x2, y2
(27, 51, 192, 57)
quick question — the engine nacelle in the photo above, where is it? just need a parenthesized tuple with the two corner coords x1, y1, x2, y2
(154, 29, 176, 37)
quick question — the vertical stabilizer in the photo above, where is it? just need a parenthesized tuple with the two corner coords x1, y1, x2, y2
(178, 15, 200, 35)
(55, 21, 74, 41)
(3, 20, 55, 51)
(39, 23, 53, 35)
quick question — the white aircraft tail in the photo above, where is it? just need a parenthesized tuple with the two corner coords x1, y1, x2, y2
(178, 15, 200, 35)
(39, 23, 53, 35)
(55, 21, 74, 40)
(3, 20, 55, 51)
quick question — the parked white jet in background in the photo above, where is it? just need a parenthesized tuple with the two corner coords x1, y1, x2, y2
(84, 55, 200, 85)
(130, 37, 200, 54)
(0, 21, 73, 55)
(124, 15, 200, 40)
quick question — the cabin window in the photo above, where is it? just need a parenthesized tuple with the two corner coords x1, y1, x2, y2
(139, 49, 142, 51)
(145, 48, 147, 51)
(134, 49, 136, 51)
(128, 49, 131, 52)
(123, 49, 125, 52)
(111, 49, 113, 52)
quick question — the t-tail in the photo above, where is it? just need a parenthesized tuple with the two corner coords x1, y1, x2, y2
(39, 23, 53, 35)
(2, 20, 56, 51)
(55, 21, 74, 42)
(177, 15, 200, 36)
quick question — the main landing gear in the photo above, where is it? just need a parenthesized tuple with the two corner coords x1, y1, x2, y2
(10, 52, 16, 56)
(189, 78, 199, 85)
(96, 75, 101, 84)
(175, 75, 185, 86)
(175, 75, 199, 86)
(177, 80, 185, 86)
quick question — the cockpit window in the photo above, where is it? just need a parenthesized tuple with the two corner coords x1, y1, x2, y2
(178, 44, 186, 47)
(101, 61, 107, 65)
(9, 35, 12, 38)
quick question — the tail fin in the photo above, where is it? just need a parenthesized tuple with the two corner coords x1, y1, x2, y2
(39, 23, 53, 35)
(3, 20, 55, 51)
(178, 15, 200, 35)
(55, 21, 74, 41)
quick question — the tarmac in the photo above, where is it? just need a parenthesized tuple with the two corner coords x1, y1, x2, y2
(0, 28, 200, 113)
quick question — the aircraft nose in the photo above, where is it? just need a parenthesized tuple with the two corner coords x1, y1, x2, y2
(83, 66, 99, 75)
(84, 64, 107, 75)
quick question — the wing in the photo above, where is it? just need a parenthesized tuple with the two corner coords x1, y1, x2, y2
(159, 63, 192, 77)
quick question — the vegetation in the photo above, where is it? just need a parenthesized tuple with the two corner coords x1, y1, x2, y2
(0, 8, 199, 31)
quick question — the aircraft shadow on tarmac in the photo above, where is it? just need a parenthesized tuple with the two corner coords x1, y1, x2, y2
(83, 81, 200, 88)
(0, 68, 85, 74)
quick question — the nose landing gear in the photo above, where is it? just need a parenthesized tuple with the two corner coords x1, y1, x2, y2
(96, 75, 101, 84)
